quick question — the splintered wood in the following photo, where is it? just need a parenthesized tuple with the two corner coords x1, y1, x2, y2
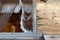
(36, 3, 60, 34)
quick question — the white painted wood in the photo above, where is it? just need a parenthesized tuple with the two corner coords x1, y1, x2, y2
(33, 0, 37, 34)
(0, 33, 40, 40)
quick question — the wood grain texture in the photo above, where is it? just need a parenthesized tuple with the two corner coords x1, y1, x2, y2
(36, 3, 60, 34)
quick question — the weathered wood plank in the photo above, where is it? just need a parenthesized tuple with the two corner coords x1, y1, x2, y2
(36, 3, 60, 34)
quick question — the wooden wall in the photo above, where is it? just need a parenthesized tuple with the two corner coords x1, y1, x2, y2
(36, 3, 60, 34)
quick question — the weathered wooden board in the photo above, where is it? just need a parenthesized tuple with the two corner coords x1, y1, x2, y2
(36, 3, 60, 34)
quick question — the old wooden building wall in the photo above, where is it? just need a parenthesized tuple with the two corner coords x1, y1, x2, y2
(36, 2, 60, 34)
